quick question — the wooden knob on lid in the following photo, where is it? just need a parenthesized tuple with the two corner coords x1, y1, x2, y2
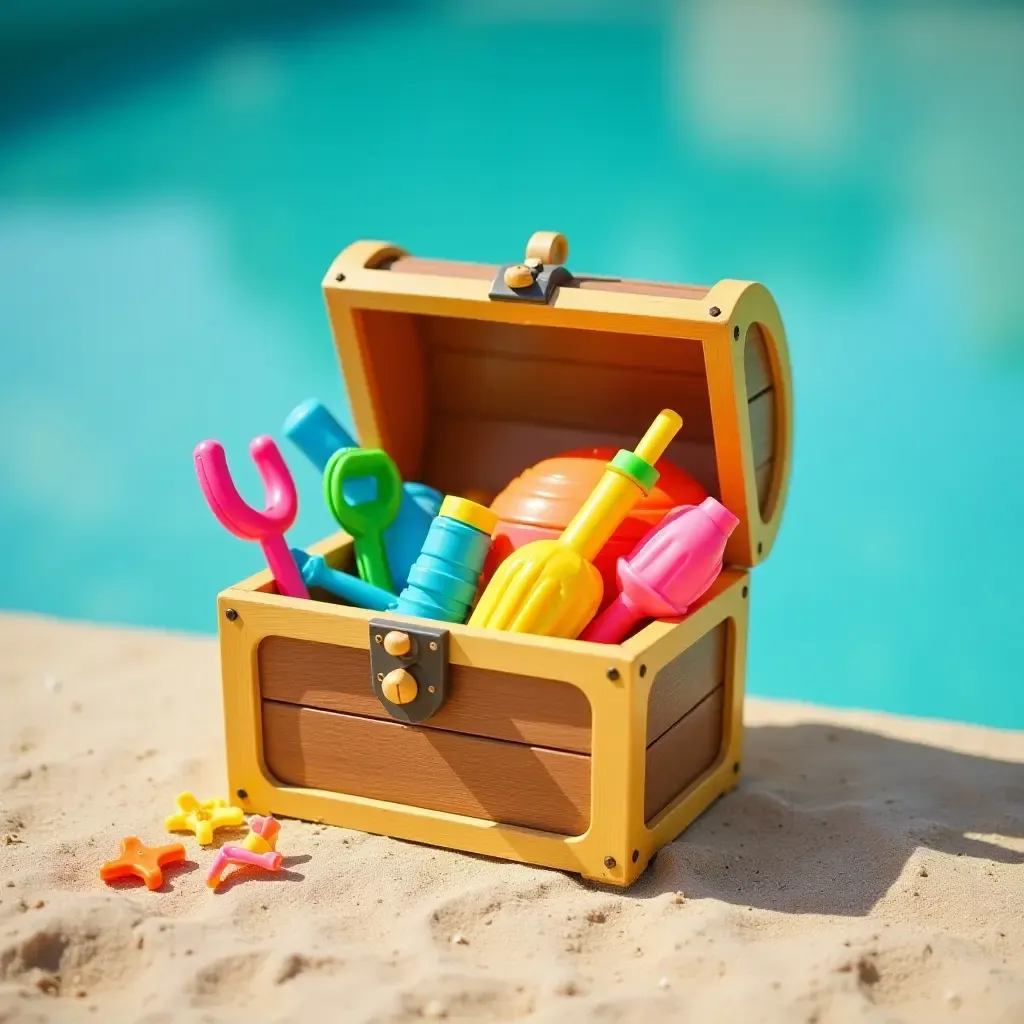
(504, 264, 534, 289)
(525, 231, 568, 265)
(381, 668, 418, 705)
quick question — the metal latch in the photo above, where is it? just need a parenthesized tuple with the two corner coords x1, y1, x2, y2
(489, 260, 573, 304)
(489, 230, 573, 304)
(368, 618, 450, 724)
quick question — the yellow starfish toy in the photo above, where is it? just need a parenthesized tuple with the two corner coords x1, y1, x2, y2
(165, 791, 244, 846)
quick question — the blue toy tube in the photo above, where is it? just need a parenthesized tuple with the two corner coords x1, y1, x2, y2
(283, 399, 442, 590)
(392, 497, 497, 624)
(290, 548, 396, 611)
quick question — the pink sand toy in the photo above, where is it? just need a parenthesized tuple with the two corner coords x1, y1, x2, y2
(579, 497, 740, 645)
(194, 436, 309, 600)
(206, 815, 283, 889)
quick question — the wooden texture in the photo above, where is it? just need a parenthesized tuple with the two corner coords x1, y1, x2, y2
(748, 388, 775, 471)
(423, 415, 720, 506)
(383, 257, 711, 300)
(351, 309, 426, 482)
(426, 345, 716, 440)
(645, 623, 726, 745)
(261, 700, 591, 836)
(644, 687, 724, 823)
(258, 636, 593, 754)
(744, 323, 773, 400)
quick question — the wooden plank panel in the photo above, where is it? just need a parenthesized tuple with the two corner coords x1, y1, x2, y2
(352, 309, 426, 480)
(645, 624, 726, 745)
(262, 701, 591, 836)
(427, 348, 715, 441)
(258, 636, 593, 754)
(748, 388, 775, 470)
(423, 415, 720, 504)
(417, 315, 709, 377)
(744, 323, 773, 399)
(756, 459, 774, 514)
(644, 687, 724, 823)
(570, 279, 710, 301)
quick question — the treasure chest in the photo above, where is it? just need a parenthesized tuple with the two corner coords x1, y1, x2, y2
(217, 231, 792, 887)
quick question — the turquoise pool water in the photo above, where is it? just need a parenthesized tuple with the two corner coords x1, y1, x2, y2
(2, 2, 1022, 728)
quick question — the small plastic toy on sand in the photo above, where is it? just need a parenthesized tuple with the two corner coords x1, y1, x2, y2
(206, 815, 284, 890)
(100, 837, 186, 891)
(165, 792, 245, 846)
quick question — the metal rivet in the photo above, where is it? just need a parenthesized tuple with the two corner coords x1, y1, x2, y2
(757, 542, 763, 555)
(224, 608, 238, 621)
(604, 856, 616, 869)
(376, 672, 384, 682)
(733, 325, 740, 340)
(374, 634, 383, 644)
(429, 641, 438, 651)
(236, 789, 248, 799)
(733, 762, 741, 774)
(428, 685, 436, 694)
(606, 667, 620, 680)
(632, 849, 640, 863)
(709, 306, 721, 317)
(639, 664, 647, 678)
(742, 586, 749, 598)
(335, 272, 346, 282)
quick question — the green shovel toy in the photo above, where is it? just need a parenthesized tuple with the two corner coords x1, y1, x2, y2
(323, 447, 403, 593)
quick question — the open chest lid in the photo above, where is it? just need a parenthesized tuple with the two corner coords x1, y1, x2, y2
(321, 231, 792, 570)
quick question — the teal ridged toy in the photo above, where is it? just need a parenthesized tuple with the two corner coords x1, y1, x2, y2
(392, 497, 498, 624)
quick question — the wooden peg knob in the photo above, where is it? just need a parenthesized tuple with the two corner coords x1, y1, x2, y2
(381, 669, 418, 705)
(383, 630, 411, 656)
(504, 264, 534, 289)
(525, 231, 568, 266)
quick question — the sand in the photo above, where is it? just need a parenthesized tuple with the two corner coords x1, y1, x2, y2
(1, 613, 1022, 1023)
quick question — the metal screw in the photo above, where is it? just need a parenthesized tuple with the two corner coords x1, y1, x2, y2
(606, 667, 620, 681)
(733, 325, 740, 340)
(428, 685, 436, 694)
(639, 664, 647, 678)
(429, 641, 438, 651)
(709, 306, 721, 317)
(335, 272, 346, 282)
(604, 856, 616, 869)
(236, 788, 248, 799)
(377, 672, 384, 682)
(733, 762, 741, 774)
(742, 586, 749, 598)
(757, 542, 763, 555)
(374, 634, 383, 644)
(632, 849, 640, 863)
(224, 608, 238, 622)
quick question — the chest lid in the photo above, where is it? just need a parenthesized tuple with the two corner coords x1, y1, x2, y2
(321, 231, 792, 570)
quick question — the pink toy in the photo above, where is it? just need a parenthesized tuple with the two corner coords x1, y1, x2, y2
(206, 815, 283, 889)
(194, 436, 309, 600)
(579, 497, 740, 645)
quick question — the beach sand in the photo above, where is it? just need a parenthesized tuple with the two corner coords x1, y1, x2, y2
(1, 613, 1022, 1023)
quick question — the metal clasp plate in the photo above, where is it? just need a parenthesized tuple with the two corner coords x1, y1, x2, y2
(368, 618, 450, 724)
(489, 262, 573, 304)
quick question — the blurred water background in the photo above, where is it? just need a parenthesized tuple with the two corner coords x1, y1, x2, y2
(2, 0, 1022, 727)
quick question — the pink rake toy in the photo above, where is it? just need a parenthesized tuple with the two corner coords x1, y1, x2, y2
(579, 497, 740, 645)
(194, 436, 309, 600)
(206, 815, 283, 889)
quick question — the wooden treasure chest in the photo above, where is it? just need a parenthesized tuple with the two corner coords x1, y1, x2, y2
(217, 230, 793, 888)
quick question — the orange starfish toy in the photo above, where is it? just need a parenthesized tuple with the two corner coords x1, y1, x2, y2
(100, 837, 187, 891)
